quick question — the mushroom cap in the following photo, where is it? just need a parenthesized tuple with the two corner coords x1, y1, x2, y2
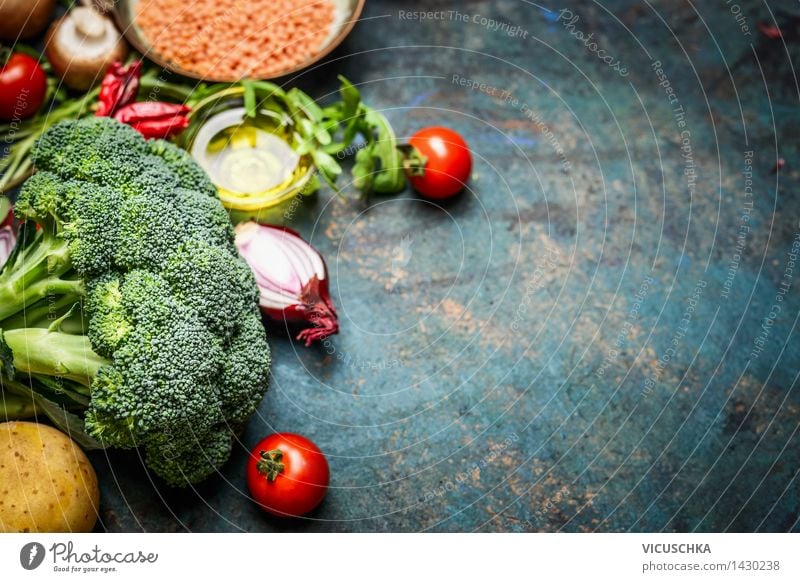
(45, 8, 129, 91)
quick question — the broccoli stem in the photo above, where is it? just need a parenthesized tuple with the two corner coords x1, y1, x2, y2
(0, 279, 84, 323)
(0, 294, 83, 330)
(0, 391, 41, 420)
(2, 329, 108, 389)
(0, 229, 84, 324)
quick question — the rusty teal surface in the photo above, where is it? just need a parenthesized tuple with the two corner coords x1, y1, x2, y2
(89, 0, 799, 532)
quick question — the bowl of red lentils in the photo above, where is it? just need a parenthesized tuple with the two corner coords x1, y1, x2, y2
(113, 0, 365, 82)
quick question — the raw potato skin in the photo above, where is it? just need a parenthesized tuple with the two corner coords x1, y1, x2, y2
(0, 422, 99, 533)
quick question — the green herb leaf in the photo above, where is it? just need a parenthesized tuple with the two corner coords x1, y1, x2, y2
(338, 75, 361, 122)
(242, 80, 258, 118)
(312, 150, 343, 179)
(251, 81, 285, 99)
(289, 88, 325, 122)
(363, 109, 405, 194)
(352, 144, 376, 193)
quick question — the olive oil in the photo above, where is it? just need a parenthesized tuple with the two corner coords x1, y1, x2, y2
(191, 107, 314, 215)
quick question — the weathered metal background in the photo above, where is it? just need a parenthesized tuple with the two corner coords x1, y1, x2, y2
(90, 0, 799, 532)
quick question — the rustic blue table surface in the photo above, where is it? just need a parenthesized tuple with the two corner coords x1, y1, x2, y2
(90, 0, 800, 532)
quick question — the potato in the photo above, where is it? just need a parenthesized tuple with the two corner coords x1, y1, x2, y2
(0, 421, 99, 532)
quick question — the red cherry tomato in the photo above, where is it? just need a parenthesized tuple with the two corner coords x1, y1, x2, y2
(407, 126, 472, 199)
(246, 432, 330, 517)
(0, 53, 47, 122)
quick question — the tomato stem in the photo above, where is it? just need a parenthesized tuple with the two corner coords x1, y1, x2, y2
(0, 46, 10, 68)
(256, 448, 285, 481)
(400, 144, 427, 177)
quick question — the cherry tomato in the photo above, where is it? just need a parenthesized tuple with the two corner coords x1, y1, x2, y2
(0, 53, 47, 122)
(246, 433, 329, 517)
(407, 126, 472, 199)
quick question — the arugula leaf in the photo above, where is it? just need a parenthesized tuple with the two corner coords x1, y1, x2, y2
(251, 81, 286, 99)
(351, 144, 376, 193)
(338, 76, 361, 123)
(361, 108, 405, 194)
(337, 77, 364, 144)
(242, 80, 258, 118)
(289, 88, 326, 122)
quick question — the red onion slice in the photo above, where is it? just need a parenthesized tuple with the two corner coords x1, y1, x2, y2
(235, 222, 338, 346)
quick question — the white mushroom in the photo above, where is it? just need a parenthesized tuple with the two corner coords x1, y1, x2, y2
(45, 6, 128, 91)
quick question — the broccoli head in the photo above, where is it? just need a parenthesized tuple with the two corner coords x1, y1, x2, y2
(0, 117, 271, 486)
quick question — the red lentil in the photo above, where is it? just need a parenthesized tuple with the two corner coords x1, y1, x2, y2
(135, 0, 336, 79)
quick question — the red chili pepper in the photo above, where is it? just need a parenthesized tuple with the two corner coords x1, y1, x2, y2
(112, 102, 191, 139)
(125, 117, 191, 140)
(95, 60, 190, 139)
(95, 61, 142, 117)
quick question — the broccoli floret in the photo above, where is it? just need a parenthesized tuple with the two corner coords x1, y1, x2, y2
(86, 275, 132, 357)
(114, 192, 185, 271)
(0, 117, 270, 486)
(144, 425, 233, 487)
(16, 173, 122, 275)
(163, 238, 258, 338)
(148, 139, 217, 196)
(221, 309, 272, 425)
(87, 305, 225, 447)
(172, 188, 235, 249)
(32, 117, 149, 186)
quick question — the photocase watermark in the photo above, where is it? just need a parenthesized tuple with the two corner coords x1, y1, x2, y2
(510, 242, 562, 332)
(335, 140, 367, 160)
(721, 150, 754, 300)
(423, 433, 519, 503)
(750, 225, 800, 360)
(20, 541, 158, 574)
(556, 9, 629, 77)
(20, 542, 46, 571)
(451, 74, 573, 172)
(641, 279, 707, 398)
(281, 175, 319, 222)
(397, 9, 529, 39)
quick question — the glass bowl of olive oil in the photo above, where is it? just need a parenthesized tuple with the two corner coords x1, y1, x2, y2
(187, 104, 317, 224)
